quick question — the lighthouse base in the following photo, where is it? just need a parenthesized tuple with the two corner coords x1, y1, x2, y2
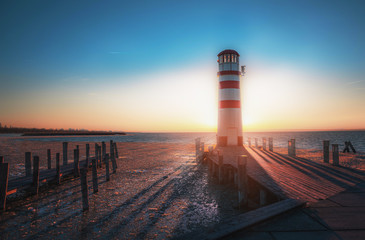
(217, 136, 243, 147)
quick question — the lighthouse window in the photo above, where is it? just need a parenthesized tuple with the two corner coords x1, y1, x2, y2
(233, 55, 236, 62)
(224, 55, 226, 63)
(220, 55, 223, 63)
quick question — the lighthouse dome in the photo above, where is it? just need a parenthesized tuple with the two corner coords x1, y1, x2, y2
(217, 49, 240, 57)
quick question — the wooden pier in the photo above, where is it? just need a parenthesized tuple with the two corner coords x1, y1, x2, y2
(195, 139, 365, 239)
(0, 141, 119, 211)
(204, 144, 365, 204)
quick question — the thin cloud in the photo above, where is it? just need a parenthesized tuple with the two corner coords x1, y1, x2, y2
(344, 80, 364, 86)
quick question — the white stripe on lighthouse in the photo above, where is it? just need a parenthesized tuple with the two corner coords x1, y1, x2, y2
(219, 89, 241, 101)
(219, 75, 240, 82)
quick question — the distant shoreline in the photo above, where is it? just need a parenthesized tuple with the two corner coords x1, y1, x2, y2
(21, 131, 126, 136)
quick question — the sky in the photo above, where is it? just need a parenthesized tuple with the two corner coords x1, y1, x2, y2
(0, 0, 365, 132)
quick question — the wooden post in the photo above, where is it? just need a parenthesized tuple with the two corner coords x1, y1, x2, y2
(323, 140, 330, 163)
(0, 162, 9, 211)
(248, 137, 251, 147)
(25, 152, 32, 177)
(63, 142, 68, 165)
(114, 142, 119, 160)
(262, 137, 266, 150)
(47, 149, 51, 169)
(255, 138, 258, 148)
(332, 144, 339, 166)
(105, 154, 110, 181)
(269, 137, 273, 151)
(237, 155, 248, 208)
(86, 143, 90, 170)
(98, 146, 102, 167)
(195, 138, 201, 160)
(288, 139, 296, 157)
(218, 155, 224, 184)
(110, 140, 116, 173)
(200, 142, 205, 162)
(74, 149, 80, 177)
(56, 153, 60, 184)
(92, 157, 98, 193)
(95, 143, 99, 168)
(102, 142, 106, 163)
(33, 156, 40, 195)
(260, 189, 267, 206)
(80, 168, 89, 211)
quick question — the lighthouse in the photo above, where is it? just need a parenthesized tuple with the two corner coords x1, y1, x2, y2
(217, 49, 243, 147)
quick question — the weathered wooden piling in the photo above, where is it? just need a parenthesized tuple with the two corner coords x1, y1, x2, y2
(33, 156, 40, 195)
(86, 143, 90, 170)
(92, 158, 98, 193)
(288, 139, 296, 157)
(332, 144, 339, 166)
(56, 153, 61, 184)
(255, 138, 258, 148)
(268, 137, 273, 151)
(237, 155, 248, 208)
(195, 138, 201, 160)
(0, 162, 9, 211)
(95, 143, 100, 168)
(260, 189, 267, 206)
(200, 142, 205, 162)
(102, 142, 106, 163)
(47, 149, 51, 169)
(110, 140, 116, 173)
(80, 168, 89, 211)
(74, 149, 80, 177)
(25, 152, 32, 177)
(323, 140, 330, 163)
(218, 155, 224, 184)
(291, 139, 296, 157)
(262, 137, 267, 150)
(63, 142, 68, 165)
(114, 142, 119, 160)
(248, 137, 251, 147)
(98, 145, 102, 168)
(105, 153, 110, 181)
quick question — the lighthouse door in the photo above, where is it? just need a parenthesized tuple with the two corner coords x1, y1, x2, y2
(227, 127, 238, 146)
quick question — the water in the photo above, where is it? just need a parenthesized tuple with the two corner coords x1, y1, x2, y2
(6, 130, 365, 152)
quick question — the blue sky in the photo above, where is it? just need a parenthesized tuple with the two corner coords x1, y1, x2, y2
(1, 0, 365, 131)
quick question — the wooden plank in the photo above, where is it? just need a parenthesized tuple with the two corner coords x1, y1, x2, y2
(190, 199, 305, 240)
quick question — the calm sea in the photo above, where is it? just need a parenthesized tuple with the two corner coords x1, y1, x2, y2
(6, 130, 365, 152)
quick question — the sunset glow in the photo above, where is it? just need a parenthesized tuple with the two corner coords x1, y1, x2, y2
(1, 1, 365, 132)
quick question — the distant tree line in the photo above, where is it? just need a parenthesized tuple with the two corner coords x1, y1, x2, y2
(0, 123, 125, 136)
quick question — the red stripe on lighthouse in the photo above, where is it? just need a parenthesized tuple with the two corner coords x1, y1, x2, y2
(219, 81, 240, 89)
(219, 100, 241, 108)
(217, 71, 241, 76)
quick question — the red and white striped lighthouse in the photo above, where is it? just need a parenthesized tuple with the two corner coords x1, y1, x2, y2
(217, 49, 243, 147)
